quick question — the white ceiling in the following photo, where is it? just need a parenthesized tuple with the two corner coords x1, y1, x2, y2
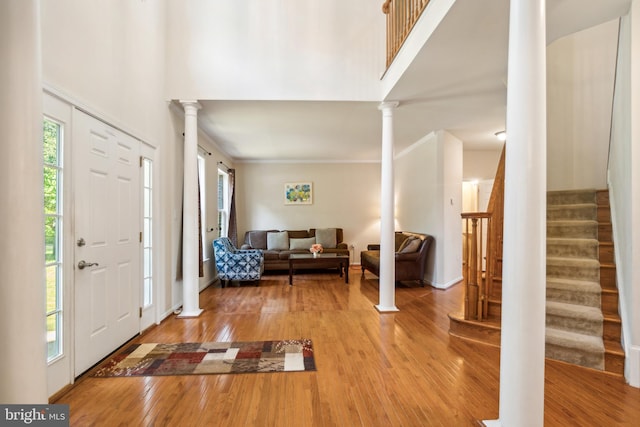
(196, 0, 631, 163)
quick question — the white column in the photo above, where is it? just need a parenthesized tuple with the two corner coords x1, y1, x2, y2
(376, 102, 399, 313)
(0, 0, 48, 403)
(178, 101, 203, 318)
(486, 0, 547, 425)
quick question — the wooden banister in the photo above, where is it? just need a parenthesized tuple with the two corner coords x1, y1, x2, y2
(382, 0, 431, 68)
(461, 145, 505, 320)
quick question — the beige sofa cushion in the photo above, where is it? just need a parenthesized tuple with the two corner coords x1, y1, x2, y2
(267, 231, 289, 250)
(315, 228, 337, 248)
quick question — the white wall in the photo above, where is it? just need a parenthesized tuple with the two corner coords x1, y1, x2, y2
(41, 0, 167, 145)
(165, 0, 385, 101)
(395, 131, 463, 288)
(235, 162, 381, 264)
(547, 19, 619, 191)
(463, 148, 503, 181)
(609, 7, 640, 387)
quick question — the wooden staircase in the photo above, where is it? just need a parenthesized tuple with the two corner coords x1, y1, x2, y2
(449, 149, 624, 375)
(597, 190, 625, 374)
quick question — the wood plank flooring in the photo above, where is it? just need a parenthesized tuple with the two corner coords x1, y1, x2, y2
(53, 268, 640, 426)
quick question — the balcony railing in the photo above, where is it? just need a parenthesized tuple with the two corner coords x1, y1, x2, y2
(382, 0, 431, 67)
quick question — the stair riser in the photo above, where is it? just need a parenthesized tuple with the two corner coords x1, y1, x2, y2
(598, 224, 612, 241)
(548, 224, 597, 239)
(601, 291, 619, 316)
(603, 319, 622, 343)
(545, 344, 604, 370)
(597, 206, 610, 222)
(546, 288, 600, 307)
(605, 351, 625, 375)
(599, 244, 614, 264)
(547, 191, 596, 205)
(547, 242, 598, 259)
(547, 264, 599, 282)
(547, 205, 596, 221)
(600, 266, 616, 289)
(546, 314, 602, 336)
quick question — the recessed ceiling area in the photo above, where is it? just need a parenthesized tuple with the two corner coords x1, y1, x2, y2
(195, 0, 630, 163)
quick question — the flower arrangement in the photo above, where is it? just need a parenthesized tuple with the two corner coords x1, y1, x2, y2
(310, 243, 324, 254)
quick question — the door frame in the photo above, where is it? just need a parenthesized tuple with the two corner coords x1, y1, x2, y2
(43, 92, 75, 397)
(43, 87, 161, 397)
(140, 142, 159, 331)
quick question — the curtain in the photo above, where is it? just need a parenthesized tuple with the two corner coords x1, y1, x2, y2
(228, 168, 238, 247)
(198, 167, 204, 277)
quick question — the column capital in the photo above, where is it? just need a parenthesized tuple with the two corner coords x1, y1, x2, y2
(179, 100, 202, 112)
(378, 101, 399, 111)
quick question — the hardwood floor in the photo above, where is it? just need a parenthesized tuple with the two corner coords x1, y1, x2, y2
(53, 268, 640, 426)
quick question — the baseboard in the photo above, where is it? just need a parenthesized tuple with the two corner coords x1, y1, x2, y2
(626, 345, 640, 388)
(428, 276, 463, 289)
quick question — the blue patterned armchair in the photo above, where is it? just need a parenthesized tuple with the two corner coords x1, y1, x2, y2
(213, 237, 264, 287)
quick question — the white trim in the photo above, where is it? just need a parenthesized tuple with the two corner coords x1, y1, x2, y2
(428, 276, 463, 289)
(628, 345, 640, 387)
(43, 83, 158, 149)
(608, 183, 638, 386)
(237, 159, 381, 165)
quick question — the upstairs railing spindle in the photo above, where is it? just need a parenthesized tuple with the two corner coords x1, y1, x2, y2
(382, 0, 431, 67)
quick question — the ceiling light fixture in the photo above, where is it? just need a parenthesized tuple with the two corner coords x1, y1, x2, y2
(495, 131, 507, 141)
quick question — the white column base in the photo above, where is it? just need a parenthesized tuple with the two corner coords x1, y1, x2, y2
(177, 308, 204, 318)
(375, 304, 399, 313)
(482, 420, 502, 427)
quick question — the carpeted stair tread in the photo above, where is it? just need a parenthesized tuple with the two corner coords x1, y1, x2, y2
(547, 189, 597, 205)
(546, 327, 604, 352)
(545, 327, 605, 370)
(547, 204, 597, 221)
(546, 301, 603, 335)
(547, 220, 598, 239)
(547, 238, 599, 259)
(546, 277, 601, 307)
(547, 256, 600, 267)
(547, 257, 600, 282)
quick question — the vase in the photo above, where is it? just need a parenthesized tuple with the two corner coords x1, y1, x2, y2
(312, 252, 317, 258)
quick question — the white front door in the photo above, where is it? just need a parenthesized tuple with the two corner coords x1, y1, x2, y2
(73, 110, 141, 375)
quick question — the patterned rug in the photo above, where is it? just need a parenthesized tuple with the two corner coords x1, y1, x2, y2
(92, 339, 316, 377)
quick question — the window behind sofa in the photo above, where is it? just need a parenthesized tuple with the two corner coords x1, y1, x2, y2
(217, 168, 229, 238)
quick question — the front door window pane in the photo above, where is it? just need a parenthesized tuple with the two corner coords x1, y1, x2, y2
(43, 118, 63, 363)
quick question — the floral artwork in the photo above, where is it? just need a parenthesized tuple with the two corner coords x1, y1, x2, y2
(284, 182, 313, 205)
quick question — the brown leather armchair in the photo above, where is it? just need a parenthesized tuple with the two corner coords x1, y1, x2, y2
(360, 232, 433, 286)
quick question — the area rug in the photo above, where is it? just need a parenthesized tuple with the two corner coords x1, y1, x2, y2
(92, 339, 316, 377)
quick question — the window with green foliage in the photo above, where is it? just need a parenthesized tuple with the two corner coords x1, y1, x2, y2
(142, 157, 153, 307)
(44, 118, 63, 362)
(217, 169, 229, 238)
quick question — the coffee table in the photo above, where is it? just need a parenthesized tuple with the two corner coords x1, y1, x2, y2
(288, 253, 350, 285)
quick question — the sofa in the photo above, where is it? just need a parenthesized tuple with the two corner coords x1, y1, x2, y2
(240, 228, 349, 270)
(360, 231, 434, 286)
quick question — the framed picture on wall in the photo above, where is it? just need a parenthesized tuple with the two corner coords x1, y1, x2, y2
(284, 182, 313, 205)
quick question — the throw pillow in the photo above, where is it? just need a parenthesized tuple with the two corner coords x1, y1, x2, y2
(315, 228, 337, 249)
(267, 231, 289, 250)
(289, 237, 317, 250)
(398, 236, 421, 253)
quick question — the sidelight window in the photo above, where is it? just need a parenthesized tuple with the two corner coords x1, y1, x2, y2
(44, 118, 63, 362)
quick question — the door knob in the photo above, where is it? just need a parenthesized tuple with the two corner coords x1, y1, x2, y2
(78, 260, 99, 270)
